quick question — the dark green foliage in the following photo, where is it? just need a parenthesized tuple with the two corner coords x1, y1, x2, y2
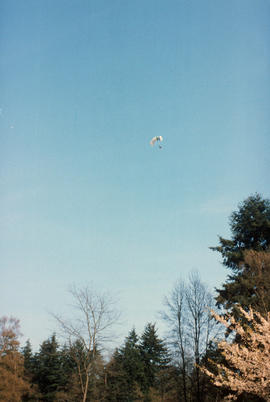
(22, 335, 106, 401)
(105, 328, 144, 401)
(58, 343, 81, 399)
(211, 194, 270, 271)
(105, 324, 171, 401)
(21, 340, 41, 401)
(139, 323, 171, 398)
(119, 328, 144, 395)
(207, 194, 270, 399)
(35, 335, 60, 399)
(68, 339, 105, 401)
(211, 194, 270, 312)
(22, 340, 34, 373)
(32, 334, 68, 401)
(59, 343, 77, 383)
(120, 329, 144, 385)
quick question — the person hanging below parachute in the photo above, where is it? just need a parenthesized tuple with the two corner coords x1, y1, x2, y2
(150, 135, 163, 149)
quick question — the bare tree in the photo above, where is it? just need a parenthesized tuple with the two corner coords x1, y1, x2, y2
(162, 280, 190, 402)
(162, 272, 218, 402)
(185, 272, 217, 402)
(53, 285, 120, 402)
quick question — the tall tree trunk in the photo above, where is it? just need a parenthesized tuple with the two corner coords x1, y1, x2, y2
(82, 374, 89, 402)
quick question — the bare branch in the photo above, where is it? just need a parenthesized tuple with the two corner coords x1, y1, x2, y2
(52, 285, 120, 402)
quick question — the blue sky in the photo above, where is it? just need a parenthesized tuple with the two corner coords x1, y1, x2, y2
(1, 0, 270, 349)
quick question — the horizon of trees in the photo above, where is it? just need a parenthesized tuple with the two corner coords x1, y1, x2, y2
(2, 193, 270, 401)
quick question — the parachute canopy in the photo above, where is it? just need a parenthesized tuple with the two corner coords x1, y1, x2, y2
(150, 136, 163, 146)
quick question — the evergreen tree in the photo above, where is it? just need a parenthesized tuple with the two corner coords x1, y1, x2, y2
(106, 325, 172, 401)
(21, 340, 40, 401)
(67, 338, 105, 401)
(33, 334, 66, 401)
(211, 194, 270, 313)
(139, 323, 171, 400)
(60, 345, 81, 401)
(22, 340, 33, 372)
(120, 328, 144, 391)
(105, 328, 144, 401)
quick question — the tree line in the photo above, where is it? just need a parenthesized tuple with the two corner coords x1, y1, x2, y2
(1, 193, 270, 401)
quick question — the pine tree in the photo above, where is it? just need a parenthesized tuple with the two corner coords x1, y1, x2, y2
(22, 340, 34, 374)
(211, 194, 270, 313)
(120, 328, 144, 390)
(67, 338, 105, 401)
(139, 323, 171, 400)
(33, 334, 66, 401)
(106, 325, 172, 401)
(21, 340, 41, 401)
(105, 328, 144, 401)
(59, 343, 80, 399)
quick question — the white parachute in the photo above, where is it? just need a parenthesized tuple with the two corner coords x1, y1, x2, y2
(150, 135, 163, 148)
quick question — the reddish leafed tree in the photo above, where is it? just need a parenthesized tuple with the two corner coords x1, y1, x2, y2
(0, 316, 30, 401)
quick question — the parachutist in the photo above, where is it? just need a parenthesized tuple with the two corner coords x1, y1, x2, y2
(150, 136, 163, 147)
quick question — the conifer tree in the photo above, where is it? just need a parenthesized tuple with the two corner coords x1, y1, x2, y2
(105, 349, 130, 401)
(119, 328, 144, 388)
(211, 194, 270, 313)
(106, 325, 172, 401)
(33, 334, 66, 401)
(22, 340, 34, 374)
(105, 328, 144, 401)
(59, 343, 80, 399)
(21, 340, 41, 401)
(139, 323, 171, 400)
(67, 338, 105, 401)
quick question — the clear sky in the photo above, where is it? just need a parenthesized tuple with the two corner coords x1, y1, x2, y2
(1, 0, 270, 349)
